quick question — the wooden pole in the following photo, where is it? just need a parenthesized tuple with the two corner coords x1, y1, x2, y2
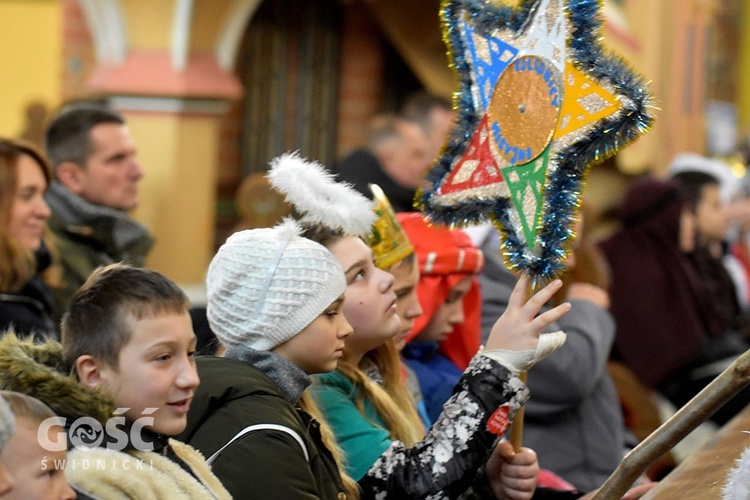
(509, 280, 536, 452)
(592, 349, 750, 499)
(510, 370, 527, 451)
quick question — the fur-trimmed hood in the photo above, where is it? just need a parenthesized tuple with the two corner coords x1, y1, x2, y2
(0, 334, 232, 500)
(0, 333, 113, 424)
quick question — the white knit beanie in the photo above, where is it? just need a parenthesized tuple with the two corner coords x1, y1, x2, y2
(206, 219, 346, 351)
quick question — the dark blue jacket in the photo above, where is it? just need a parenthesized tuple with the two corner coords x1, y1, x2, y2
(402, 340, 463, 423)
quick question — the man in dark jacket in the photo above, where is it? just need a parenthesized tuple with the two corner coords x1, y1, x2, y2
(332, 114, 431, 212)
(43, 103, 153, 318)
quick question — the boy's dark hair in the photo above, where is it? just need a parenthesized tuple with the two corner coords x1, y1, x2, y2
(61, 263, 191, 370)
(671, 171, 720, 212)
(44, 103, 125, 173)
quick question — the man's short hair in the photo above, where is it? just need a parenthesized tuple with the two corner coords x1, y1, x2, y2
(0, 391, 56, 426)
(61, 263, 191, 370)
(365, 114, 415, 151)
(44, 103, 125, 174)
(400, 91, 452, 134)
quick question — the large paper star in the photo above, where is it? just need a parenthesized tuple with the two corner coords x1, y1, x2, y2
(418, 0, 653, 282)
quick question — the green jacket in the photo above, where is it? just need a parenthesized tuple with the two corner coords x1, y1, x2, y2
(179, 355, 347, 500)
(45, 181, 154, 318)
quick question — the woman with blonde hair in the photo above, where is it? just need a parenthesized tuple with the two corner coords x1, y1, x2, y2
(0, 138, 55, 340)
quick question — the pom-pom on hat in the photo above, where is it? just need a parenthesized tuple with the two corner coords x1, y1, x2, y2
(206, 219, 346, 351)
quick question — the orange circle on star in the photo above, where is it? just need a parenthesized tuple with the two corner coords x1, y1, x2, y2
(488, 55, 562, 164)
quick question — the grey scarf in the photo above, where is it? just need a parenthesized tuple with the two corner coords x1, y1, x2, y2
(45, 181, 151, 250)
(224, 345, 311, 405)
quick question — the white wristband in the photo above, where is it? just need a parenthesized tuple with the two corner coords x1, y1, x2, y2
(481, 331, 567, 375)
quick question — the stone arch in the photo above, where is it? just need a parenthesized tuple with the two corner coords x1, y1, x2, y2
(215, 0, 263, 71)
(76, 0, 262, 74)
(76, 0, 127, 64)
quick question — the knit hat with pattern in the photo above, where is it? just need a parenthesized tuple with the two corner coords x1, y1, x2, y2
(206, 219, 346, 351)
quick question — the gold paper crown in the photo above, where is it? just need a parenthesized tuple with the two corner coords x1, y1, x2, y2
(366, 184, 415, 269)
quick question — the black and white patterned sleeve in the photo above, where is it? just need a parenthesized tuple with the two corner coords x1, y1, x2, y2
(359, 354, 530, 499)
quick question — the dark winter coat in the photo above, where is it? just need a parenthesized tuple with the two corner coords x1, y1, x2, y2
(0, 245, 57, 341)
(179, 355, 348, 499)
(313, 355, 530, 499)
(45, 181, 153, 318)
(401, 340, 463, 424)
(331, 149, 417, 212)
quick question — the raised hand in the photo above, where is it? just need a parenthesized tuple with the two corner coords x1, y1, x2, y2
(485, 275, 571, 352)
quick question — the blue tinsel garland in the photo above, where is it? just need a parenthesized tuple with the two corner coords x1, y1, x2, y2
(417, 0, 654, 286)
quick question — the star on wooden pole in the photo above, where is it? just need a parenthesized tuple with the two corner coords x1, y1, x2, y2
(418, 0, 654, 283)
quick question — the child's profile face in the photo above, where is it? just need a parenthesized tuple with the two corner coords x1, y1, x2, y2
(327, 237, 401, 358)
(679, 208, 697, 253)
(695, 184, 729, 243)
(0, 454, 12, 495)
(273, 295, 352, 374)
(416, 276, 473, 343)
(98, 311, 199, 436)
(387, 259, 423, 352)
(0, 419, 74, 500)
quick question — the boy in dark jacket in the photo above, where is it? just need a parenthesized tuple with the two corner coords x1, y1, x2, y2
(0, 264, 230, 499)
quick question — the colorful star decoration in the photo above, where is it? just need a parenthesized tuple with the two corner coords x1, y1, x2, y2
(417, 0, 654, 283)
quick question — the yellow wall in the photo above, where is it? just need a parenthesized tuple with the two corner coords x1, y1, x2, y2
(120, 0, 175, 49)
(604, 0, 667, 174)
(0, 0, 61, 137)
(126, 112, 218, 286)
(120, 0, 232, 52)
(191, 0, 233, 51)
(738, 1, 750, 138)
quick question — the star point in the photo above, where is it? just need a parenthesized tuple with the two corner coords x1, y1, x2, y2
(419, 0, 654, 280)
